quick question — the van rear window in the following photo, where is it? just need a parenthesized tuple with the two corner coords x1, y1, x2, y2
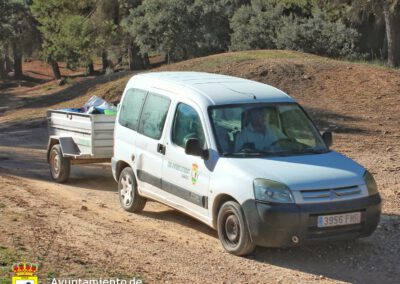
(119, 88, 147, 131)
(138, 93, 171, 140)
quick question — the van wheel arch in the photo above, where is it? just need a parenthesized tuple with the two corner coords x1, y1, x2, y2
(212, 194, 239, 229)
(116, 161, 130, 181)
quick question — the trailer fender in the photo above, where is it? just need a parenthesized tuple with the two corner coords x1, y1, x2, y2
(47, 137, 60, 162)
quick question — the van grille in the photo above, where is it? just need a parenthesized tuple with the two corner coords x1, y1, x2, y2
(300, 186, 361, 202)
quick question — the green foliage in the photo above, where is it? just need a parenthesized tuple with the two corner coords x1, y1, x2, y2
(31, 0, 95, 67)
(127, 0, 243, 61)
(229, 1, 283, 51)
(126, 0, 197, 61)
(1, 0, 392, 72)
(59, 15, 94, 67)
(190, 0, 243, 54)
(90, 0, 121, 58)
(275, 10, 361, 58)
(229, 1, 360, 59)
(0, 0, 39, 57)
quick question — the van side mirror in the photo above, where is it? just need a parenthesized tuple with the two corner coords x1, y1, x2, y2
(185, 139, 209, 160)
(322, 131, 333, 147)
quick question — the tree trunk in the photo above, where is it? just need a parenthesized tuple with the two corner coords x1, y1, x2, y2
(128, 41, 145, 71)
(87, 61, 95, 75)
(381, 31, 388, 61)
(50, 60, 61, 80)
(4, 47, 11, 73)
(382, 0, 400, 67)
(12, 43, 23, 79)
(0, 56, 6, 79)
(143, 53, 150, 69)
(165, 52, 170, 64)
(101, 50, 109, 71)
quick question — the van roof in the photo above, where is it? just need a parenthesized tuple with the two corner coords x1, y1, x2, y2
(130, 71, 295, 105)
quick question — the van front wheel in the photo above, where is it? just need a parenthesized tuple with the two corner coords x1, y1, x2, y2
(118, 167, 146, 213)
(217, 201, 255, 256)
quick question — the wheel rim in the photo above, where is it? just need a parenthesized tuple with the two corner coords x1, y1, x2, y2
(51, 150, 60, 176)
(120, 174, 133, 206)
(224, 213, 240, 245)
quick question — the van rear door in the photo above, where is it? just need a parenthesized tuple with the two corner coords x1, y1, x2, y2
(114, 88, 147, 170)
(134, 92, 171, 196)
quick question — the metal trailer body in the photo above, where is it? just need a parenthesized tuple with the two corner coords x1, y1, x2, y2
(46, 109, 116, 182)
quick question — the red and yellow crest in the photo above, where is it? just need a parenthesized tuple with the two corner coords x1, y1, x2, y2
(191, 163, 199, 185)
(12, 261, 38, 284)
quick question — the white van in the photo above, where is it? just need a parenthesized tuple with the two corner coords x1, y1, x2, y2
(112, 72, 381, 255)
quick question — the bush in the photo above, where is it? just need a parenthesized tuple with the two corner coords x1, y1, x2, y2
(127, 0, 241, 61)
(275, 10, 361, 59)
(229, 1, 283, 51)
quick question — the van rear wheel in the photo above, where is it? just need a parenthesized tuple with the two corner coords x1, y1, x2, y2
(118, 167, 146, 213)
(217, 201, 255, 256)
(49, 144, 70, 183)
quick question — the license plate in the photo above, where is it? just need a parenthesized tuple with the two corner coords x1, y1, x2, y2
(317, 212, 361, 228)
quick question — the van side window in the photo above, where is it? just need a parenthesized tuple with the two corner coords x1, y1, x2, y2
(172, 103, 205, 148)
(138, 93, 171, 140)
(119, 88, 147, 130)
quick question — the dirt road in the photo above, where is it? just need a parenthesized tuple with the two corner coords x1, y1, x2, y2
(0, 122, 399, 284)
(1, 53, 400, 283)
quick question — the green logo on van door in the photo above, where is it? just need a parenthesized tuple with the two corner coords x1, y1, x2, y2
(191, 163, 199, 185)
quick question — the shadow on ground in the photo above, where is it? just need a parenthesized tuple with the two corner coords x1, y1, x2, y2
(141, 207, 217, 239)
(138, 201, 399, 283)
(141, 204, 399, 284)
(0, 75, 48, 90)
(10, 71, 134, 110)
(250, 215, 399, 284)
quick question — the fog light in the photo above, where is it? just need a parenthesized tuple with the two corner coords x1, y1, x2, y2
(291, 235, 300, 244)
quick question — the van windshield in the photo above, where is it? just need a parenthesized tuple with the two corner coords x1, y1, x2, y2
(209, 103, 329, 157)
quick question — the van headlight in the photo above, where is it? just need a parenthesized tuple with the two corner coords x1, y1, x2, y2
(363, 170, 378, 195)
(253, 179, 294, 203)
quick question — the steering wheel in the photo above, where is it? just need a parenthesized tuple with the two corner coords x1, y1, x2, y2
(270, 138, 297, 147)
(183, 133, 198, 145)
(238, 142, 255, 153)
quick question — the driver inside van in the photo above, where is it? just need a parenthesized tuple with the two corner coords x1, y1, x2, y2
(235, 108, 286, 152)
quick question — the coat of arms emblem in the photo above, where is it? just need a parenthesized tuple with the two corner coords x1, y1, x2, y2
(12, 261, 38, 284)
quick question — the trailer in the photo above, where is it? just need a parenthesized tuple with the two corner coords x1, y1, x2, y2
(46, 109, 116, 183)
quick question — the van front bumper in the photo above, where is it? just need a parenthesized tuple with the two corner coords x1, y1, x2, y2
(242, 194, 381, 248)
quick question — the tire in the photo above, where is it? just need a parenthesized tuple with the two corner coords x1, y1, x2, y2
(217, 201, 255, 256)
(118, 167, 146, 213)
(49, 144, 70, 183)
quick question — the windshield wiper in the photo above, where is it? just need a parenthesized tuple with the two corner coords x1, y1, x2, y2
(222, 150, 274, 157)
(302, 148, 329, 154)
(222, 148, 329, 157)
(272, 148, 328, 156)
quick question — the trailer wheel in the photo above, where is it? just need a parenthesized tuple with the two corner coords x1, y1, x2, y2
(49, 144, 70, 183)
(118, 167, 146, 213)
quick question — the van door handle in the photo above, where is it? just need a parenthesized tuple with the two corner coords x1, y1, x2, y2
(157, 143, 166, 155)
